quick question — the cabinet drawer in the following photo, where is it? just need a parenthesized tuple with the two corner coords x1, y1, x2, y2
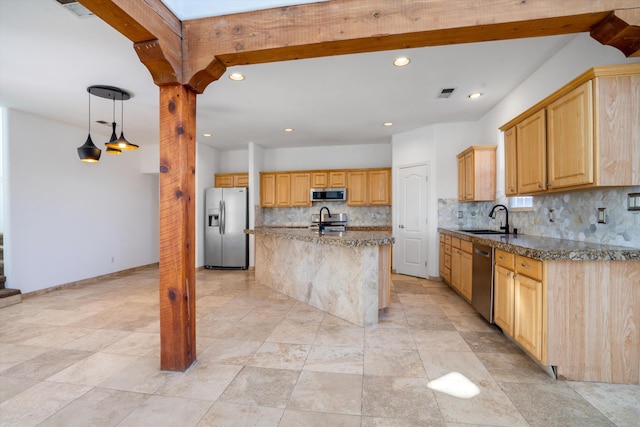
(444, 245, 451, 255)
(440, 234, 445, 243)
(452, 237, 461, 249)
(460, 240, 473, 254)
(444, 235, 451, 245)
(495, 249, 515, 269)
(444, 254, 451, 269)
(515, 255, 543, 281)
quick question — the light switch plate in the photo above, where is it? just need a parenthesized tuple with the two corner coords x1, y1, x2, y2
(597, 207, 606, 224)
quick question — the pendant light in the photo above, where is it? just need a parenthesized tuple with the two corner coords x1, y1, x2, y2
(110, 96, 138, 150)
(77, 89, 102, 162)
(105, 97, 121, 154)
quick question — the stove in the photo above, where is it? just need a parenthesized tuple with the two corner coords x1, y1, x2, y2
(309, 213, 347, 232)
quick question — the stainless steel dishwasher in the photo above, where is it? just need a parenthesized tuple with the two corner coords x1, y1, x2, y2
(471, 243, 494, 323)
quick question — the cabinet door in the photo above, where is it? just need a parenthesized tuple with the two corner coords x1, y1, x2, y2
(368, 169, 391, 205)
(290, 172, 311, 207)
(460, 251, 472, 300)
(275, 173, 291, 207)
(329, 171, 346, 187)
(504, 127, 518, 196)
(439, 239, 446, 278)
(311, 172, 327, 188)
(450, 248, 461, 292)
(514, 274, 543, 360)
(233, 173, 249, 187)
(547, 81, 594, 189)
(457, 156, 466, 200)
(516, 109, 547, 194)
(260, 173, 276, 207)
(494, 265, 514, 336)
(215, 174, 234, 188)
(347, 171, 367, 206)
(464, 152, 474, 200)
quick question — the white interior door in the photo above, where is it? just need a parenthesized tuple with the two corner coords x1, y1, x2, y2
(397, 164, 428, 278)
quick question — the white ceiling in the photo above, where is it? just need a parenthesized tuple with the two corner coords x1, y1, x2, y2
(0, 0, 577, 152)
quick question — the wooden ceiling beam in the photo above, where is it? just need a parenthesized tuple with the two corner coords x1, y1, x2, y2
(79, 0, 185, 84)
(183, 0, 640, 92)
(591, 9, 640, 58)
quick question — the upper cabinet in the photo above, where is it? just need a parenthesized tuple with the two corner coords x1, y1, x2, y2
(215, 172, 248, 188)
(501, 63, 640, 196)
(456, 146, 496, 202)
(260, 168, 391, 207)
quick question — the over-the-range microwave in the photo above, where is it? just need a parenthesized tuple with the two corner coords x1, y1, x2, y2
(310, 188, 347, 202)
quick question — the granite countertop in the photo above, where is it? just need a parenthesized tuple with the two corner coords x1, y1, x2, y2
(248, 227, 394, 247)
(439, 228, 640, 261)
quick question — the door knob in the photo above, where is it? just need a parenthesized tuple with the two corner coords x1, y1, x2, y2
(399, 225, 405, 228)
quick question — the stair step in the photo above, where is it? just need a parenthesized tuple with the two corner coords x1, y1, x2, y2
(0, 275, 5, 290)
(0, 288, 21, 308)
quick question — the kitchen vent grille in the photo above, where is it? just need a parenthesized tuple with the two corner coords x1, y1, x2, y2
(437, 88, 456, 98)
(56, 0, 94, 18)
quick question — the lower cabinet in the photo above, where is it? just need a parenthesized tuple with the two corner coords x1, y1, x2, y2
(440, 234, 472, 302)
(494, 248, 545, 363)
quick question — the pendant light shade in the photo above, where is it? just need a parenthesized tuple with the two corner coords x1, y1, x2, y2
(108, 97, 138, 150)
(78, 85, 134, 162)
(105, 100, 122, 154)
(77, 134, 101, 162)
(77, 89, 101, 162)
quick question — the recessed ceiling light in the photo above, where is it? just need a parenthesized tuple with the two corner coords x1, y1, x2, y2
(229, 73, 245, 81)
(383, 122, 393, 127)
(202, 133, 212, 137)
(284, 128, 294, 132)
(393, 57, 410, 67)
(468, 92, 483, 99)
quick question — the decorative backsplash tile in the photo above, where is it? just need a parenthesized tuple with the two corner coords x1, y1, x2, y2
(438, 186, 640, 248)
(259, 202, 392, 227)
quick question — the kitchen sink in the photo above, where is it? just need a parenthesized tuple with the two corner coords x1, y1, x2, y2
(459, 229, 507, 235)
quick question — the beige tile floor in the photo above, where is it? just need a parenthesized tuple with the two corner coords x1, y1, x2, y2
(1, 266, 638, 426)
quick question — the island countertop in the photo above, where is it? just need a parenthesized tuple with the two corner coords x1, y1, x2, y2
(438, 228, 640, 261)
(248, 227, 394, 247)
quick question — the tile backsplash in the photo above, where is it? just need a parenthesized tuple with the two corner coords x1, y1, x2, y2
(259, 202, 391, 227)
(438, 186, 640, 248)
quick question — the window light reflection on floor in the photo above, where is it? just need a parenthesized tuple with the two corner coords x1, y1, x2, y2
(427, 372, 481, 399)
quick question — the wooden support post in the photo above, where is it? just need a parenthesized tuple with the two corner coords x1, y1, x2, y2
(158, 84, 197, 371)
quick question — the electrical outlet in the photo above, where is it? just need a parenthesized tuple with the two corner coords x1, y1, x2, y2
(457, 211, 463, 219)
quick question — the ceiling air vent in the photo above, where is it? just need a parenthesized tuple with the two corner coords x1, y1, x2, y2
(55, 0, 94, 18)
(437, 88, 456, 99)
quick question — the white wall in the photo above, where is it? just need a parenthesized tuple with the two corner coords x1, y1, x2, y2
(263, 143, 392, 171)
(219, 149, 249, 173)
(196, 143, 218, 267)
(4, 109, 159, 293)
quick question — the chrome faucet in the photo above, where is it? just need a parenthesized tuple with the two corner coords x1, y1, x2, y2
(318, 206, 331, 233)
(488, 204, 509, 234)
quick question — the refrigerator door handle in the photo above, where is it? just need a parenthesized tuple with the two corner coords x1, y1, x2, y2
(219, 200, 223, 234)
(221, 200, 226, 235)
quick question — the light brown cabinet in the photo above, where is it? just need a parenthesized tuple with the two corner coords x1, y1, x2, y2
(290, 172, 311, 207)
(346, 171, 368, 206)
(367, 169, 391, 205)
(501, 64, 640, 196)
(261, 167, 390, 207)
(493, 248, 545, 363)
(456, 146, 496, 202)
(547, 80, 594, 189)
(440, 234, 472, 302)
(215, 172, 248, 188)
(260, 173, 276, 207)
(503, 127, 518, 196)
(515, 109, 547, 194)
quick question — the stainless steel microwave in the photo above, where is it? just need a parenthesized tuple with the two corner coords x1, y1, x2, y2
(310, 188, 347, 202)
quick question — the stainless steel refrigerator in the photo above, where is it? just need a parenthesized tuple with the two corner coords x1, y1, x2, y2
(204, 187, 249, 269)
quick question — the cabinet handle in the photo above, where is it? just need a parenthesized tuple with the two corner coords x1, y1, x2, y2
(499, 255, 507, 260)
(506, 272, 511, 278)
(521, 263, 530, 269)
(538, 183, 543, 189)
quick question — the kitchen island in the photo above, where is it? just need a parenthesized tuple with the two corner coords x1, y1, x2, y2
(440, 228, 640, 384)
(250, 227, 394, 326)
